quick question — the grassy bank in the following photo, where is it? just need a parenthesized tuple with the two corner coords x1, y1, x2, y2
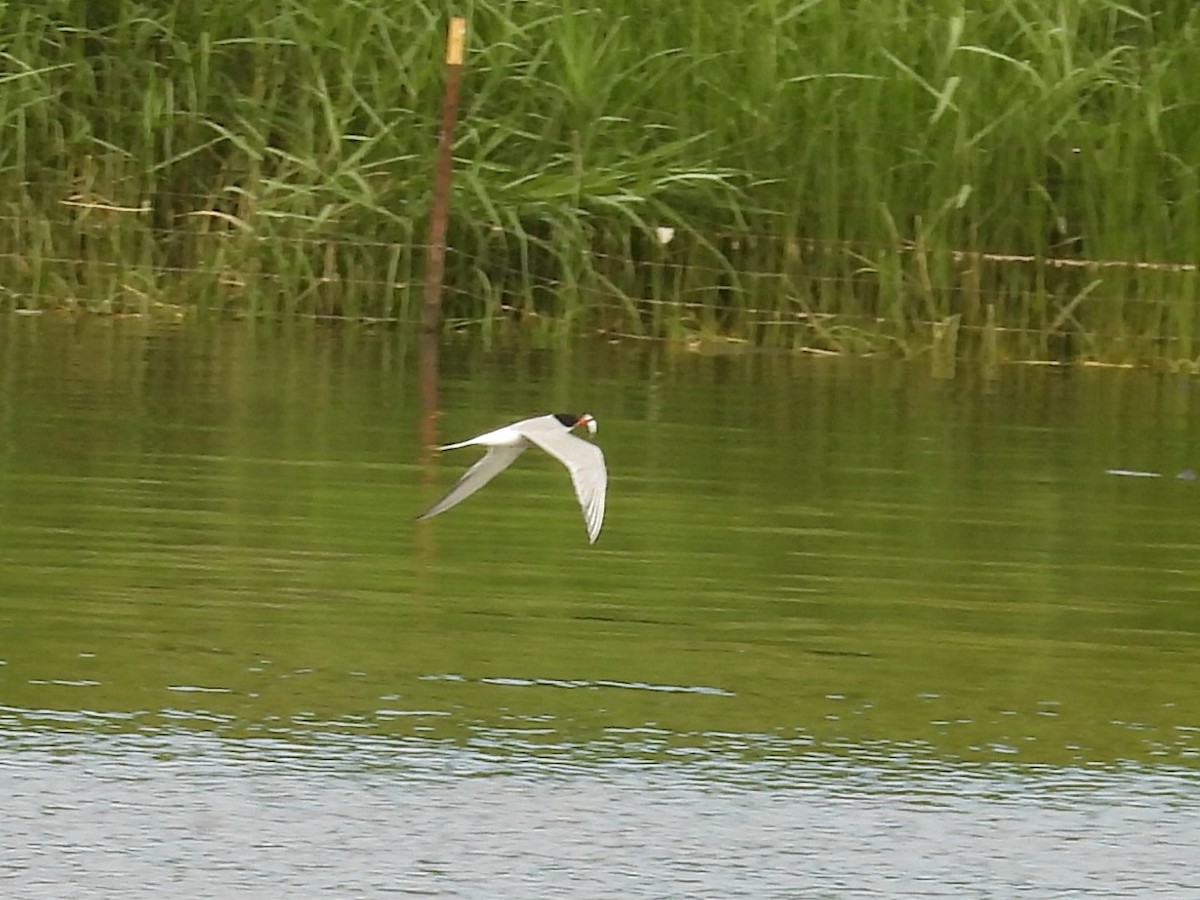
(1, 0, 1198, 361)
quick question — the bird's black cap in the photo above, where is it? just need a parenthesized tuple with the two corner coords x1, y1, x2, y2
(553, 413, 581, 428)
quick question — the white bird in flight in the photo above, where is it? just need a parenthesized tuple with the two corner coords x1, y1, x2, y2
(417, 413, 607, 543)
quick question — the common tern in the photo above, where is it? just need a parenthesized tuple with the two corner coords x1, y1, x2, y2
(417, 413, 607, 543)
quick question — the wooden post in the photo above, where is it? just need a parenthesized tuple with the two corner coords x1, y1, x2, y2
(421, 16, 467, 335)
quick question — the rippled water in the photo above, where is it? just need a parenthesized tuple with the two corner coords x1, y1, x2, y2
(2, 317, 1199, 897)
(4, 725, 1197, 898)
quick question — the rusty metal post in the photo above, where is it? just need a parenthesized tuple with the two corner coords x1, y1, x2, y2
(421, 16, 467, 335)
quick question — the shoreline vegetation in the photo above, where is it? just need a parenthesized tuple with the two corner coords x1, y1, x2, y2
(1, 1, 1198, 363)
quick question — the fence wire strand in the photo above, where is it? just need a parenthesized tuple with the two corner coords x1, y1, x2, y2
(2, 190, 1198, 362)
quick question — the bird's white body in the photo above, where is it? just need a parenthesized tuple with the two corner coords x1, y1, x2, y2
(439, 422, 526, 451)
(418, 413, 606, 543)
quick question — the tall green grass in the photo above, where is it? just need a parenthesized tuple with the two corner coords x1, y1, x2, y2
(1, 0, 1198, 361)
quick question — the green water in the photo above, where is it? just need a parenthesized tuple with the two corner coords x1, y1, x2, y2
(1, 316, 1199, 896)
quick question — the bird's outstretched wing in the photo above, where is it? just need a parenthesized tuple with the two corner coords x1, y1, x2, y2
(416, 444, 526, 521)
(523, 428, 607, 543)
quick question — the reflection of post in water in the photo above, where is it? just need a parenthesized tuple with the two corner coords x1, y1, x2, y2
(416, 330, 439, 570)
(419, 331, 439, 467)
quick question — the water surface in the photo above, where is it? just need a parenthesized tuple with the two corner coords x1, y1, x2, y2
(1, 317, 1199, 896)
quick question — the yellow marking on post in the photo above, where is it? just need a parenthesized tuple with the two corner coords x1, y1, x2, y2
(446, 17, 467, 66)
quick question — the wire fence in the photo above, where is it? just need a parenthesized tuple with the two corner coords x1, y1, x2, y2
(2, 195, 1198, 362)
